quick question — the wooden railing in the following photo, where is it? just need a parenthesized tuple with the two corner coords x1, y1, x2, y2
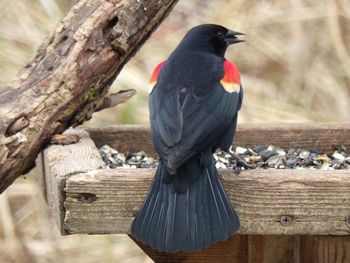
(37, 123, 350, 263)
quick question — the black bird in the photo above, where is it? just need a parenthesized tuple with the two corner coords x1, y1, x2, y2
(131, 24, 244, 252)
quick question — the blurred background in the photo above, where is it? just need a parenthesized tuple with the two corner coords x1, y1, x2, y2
(0, 0, 349, 262)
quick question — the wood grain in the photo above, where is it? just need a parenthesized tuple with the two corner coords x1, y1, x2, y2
(87, 125, 156, 155)
(132, 235, 247, 263)
(132, 235, 350, 263)
(43, 129, 105, 234)
(87, 122, 350, 156)
(300, 236, 350, 263)
(247, 235, 300, 263)
(0, 0, 179, 193)
(63, 168, 350, 235)
(42, 124, 350, 262)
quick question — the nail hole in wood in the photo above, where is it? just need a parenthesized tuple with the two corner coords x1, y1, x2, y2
(79, 193, 97, 203)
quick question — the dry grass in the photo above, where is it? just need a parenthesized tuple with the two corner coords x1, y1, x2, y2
(0, 175, 152, 263)
(1, 0, 350, 262)
(90, 0, 350, 125)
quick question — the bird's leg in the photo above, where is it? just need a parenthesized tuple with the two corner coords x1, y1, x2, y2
(200, 148, 214, 167)
(226, 146, 255, 175)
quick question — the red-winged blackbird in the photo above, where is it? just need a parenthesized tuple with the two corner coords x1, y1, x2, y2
(131, 24, 244, 252)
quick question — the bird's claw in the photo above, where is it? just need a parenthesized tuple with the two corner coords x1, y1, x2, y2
(227, 147, 255, 175)
(233, 165, 241, 175)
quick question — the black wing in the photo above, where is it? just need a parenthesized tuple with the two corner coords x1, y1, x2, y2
(149, 79, 242, 171)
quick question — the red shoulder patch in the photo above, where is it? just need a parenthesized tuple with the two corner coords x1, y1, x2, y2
(220, 60, 241, 93)
(149, 61, 166, 93)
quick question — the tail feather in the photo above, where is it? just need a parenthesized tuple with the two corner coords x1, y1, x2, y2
(131, 157, 240, 252)
(214, 166, 240, 231)
(206, 167, 225, 240)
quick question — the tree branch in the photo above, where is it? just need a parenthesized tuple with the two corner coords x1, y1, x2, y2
(95, 89, 137, 112)
(0, 0, 179, 193)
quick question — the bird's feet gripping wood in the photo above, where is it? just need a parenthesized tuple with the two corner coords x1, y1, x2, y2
(226, 146, 255, 175)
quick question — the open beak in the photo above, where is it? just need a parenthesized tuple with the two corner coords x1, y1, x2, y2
(224, 30, 245, 45)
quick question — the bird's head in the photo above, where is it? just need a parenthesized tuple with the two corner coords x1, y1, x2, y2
(178, 24, 244, 57)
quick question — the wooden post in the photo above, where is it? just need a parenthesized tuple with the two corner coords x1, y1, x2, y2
(43, 129, 106, 234)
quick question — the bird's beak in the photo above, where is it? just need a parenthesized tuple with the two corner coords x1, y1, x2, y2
(224, 30, 245, 45)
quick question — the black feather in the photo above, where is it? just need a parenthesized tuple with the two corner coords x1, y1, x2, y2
(131, 24, 244, 252)
(131, 158, 240, 252)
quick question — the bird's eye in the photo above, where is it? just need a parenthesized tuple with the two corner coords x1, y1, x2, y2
(217, 31, 224, 38)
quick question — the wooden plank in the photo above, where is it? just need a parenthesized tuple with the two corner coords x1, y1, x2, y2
(87, 125, 156, 155)
(43, 129, 106, 234)
(87, 123, 350, 155)
(43, 123, 350, 261)
(300, 236, 350, 263)
(63, 168, 350, 235)
(247, 235, 300, 263)
(131, 235, 247, 263)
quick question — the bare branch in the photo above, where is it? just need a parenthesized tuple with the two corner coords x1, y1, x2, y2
(0, 0, 179, 193)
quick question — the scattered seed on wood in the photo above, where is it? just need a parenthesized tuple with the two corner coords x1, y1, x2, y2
(99, 144, 350, 170)
(99, 145, 158, 169)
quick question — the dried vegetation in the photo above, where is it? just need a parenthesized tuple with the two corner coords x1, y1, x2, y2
(1, 0, 349, 262)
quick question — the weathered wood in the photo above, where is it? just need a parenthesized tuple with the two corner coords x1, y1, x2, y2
(50, 134, 80, 145)
(0, 0, 179, 193)
(96, 89, 136, 112)
(300, 236, 350, 263)
(132, 235, 350, 263)
(87, 122, 350, 156)
(43, 129, 105, 234)
(247, 235, 300, 263)
(132, 235, 248, 263)
(63, 168, 350, 235)
(88, 125, 156, 155)
(41, 124, 350, 262)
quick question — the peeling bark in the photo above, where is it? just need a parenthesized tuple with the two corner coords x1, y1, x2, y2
(0, 0, 179, 193)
